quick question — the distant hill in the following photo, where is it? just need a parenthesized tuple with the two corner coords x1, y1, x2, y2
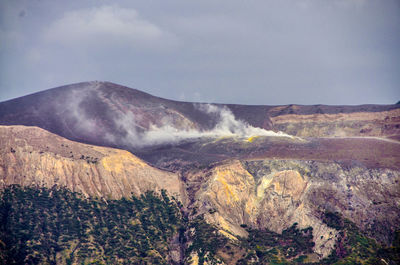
(0, 81, 399, 152)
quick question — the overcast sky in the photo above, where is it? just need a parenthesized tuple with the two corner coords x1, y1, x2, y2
(0, 0, 399, 105)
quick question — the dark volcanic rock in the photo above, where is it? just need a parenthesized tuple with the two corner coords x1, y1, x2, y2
(1, 81, 399, 155)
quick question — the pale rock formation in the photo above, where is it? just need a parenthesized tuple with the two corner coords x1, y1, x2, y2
(0, 125, 183, 199)
(187, 159, 400, 258)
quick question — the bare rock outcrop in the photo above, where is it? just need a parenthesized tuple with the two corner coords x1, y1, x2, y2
(0, 125, 183, 199)
(2, 125, 400, 260)
(270, 108, 400, 138)
(185, 159, 400, 258)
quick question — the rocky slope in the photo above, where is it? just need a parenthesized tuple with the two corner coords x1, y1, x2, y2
(0, 125, 182, 199)
(1, 81, 399, 151)
(1, 125, 399, 262)
(1, 82, 400, 264)
(269, 107, 400, 139)
(137, 134, 400, 171)
(184, 159, 400, 258)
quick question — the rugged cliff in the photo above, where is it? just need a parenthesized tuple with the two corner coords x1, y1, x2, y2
(0, 125, 183, 199)
(269, 107, 400, 139)
(3, 125, 399, 261)
(1, 82, 400, 264)
(184, 159, 400, 258)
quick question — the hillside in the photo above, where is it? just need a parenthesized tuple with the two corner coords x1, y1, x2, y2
(0, 81, 399, 151)
(1, 82, 400, 264)
(0, 125, 182, 199)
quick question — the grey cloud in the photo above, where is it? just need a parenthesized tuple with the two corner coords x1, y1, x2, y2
(43, 5, 179, 51)
(0, 0, 399, 105)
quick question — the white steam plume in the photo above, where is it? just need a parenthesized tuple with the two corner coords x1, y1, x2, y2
(115, 104, 293, 148)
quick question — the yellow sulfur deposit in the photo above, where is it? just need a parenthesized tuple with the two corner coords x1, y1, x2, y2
(214, 169, 240, 203)
(247, 136, 259, 143)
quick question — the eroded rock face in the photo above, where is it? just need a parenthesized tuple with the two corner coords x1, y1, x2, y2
(0, 126, 183, 199)
(2, 125, 400, 260)
(1, 83, 400, 263)
(269, 108, 400, 138)
(186, 159, 400, 258)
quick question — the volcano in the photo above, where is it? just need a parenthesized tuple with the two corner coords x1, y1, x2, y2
(1, 81, 399, 169)
(1, 81, 399, 264)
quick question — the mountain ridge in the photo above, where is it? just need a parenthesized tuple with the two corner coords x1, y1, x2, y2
(1, 81, 400, 264)
(2, 80, 399, 108)
(1, 81, 399, 153)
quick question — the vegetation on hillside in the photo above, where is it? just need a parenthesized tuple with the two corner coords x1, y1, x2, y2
(319, 211, 400, 265)
(0, 185, 398, 264)
(239, 223, 315, 264)
(0, 185, 182, 264)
